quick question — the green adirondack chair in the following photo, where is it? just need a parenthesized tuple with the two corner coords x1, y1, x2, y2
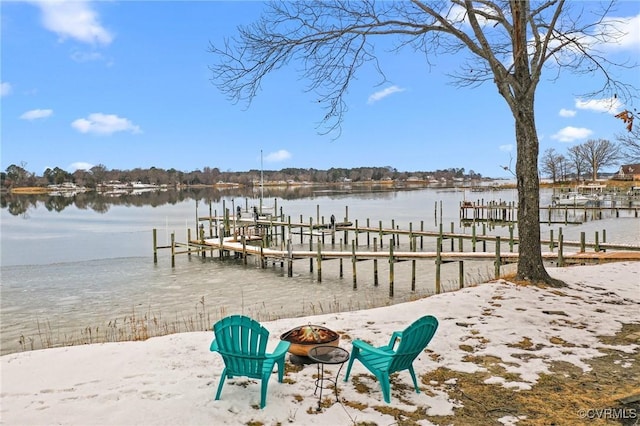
(343, 315, 439, 403)
(210, 315, 291, 409)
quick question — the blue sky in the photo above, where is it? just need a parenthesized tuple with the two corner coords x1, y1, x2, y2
(2, 1, 639, 179)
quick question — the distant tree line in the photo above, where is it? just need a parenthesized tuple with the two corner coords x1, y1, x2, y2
(539, 137, 636, 183)
(1, 163, 483, 190)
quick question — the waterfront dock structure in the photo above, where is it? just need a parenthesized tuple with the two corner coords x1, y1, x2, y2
(153, 199, 640, 295)
(459, 199, 640, 225)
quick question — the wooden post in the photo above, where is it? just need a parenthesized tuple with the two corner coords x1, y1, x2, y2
(580, 231, 586, 252)
(242, 235, 247, 265)
(482, 223, 487, 252)
(300, 214, 304, 244)
(379, 221, 383, 249)
(260, 243, 265, 269)
(153, 228, 158, 263)
(171, 232, 175, 268)
(339, 238, 344, 278)
(366, 218, 371, 247)
(355, 219, 359, 247)
(317, 238, 322, 283)
(558, 233, 564, 267)
(309, 217, 314, 272)
(411, 236, 416, 292)
(373, 237, 378, 287)
(209, 201, 213, 238)
(389, 239, 394, 297)
(420, 220, 424, 250)
(494, 236, 501, 279)
(472, 225, 477, 252)
(287, 237, 293, 277)
(185, 228, 191, 257)
(509, 225, 514, 252)
(435, 236, 441, 294)
(595, 231, 600, 252)
(458, 236, 464, 289)
(391, 219, 396, 247)
(549, 229, 555, 251)
(351, 241, 357, 289)
(450, 222, 455, 251)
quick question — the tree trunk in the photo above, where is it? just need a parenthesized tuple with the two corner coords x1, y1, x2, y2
(514, 101, 564, 286)
(509, 0, 564, 287)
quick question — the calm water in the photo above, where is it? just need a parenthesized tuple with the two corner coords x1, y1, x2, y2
(1, 187, 637, 355)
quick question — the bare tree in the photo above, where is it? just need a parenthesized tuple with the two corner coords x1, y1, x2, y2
(208, 1, 636, 286)
(566, 145, 588, 182)
(557, 155, 570, 182)
(576, 138, 622, 181)
(539, 148, 564, 183)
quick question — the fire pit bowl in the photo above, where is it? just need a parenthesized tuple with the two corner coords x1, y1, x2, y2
(280, 324, 340, 357)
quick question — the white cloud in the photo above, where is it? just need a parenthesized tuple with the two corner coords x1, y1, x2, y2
(68, 162, 94, 172)
(559, 108, 576, 118)
(1, 82, 12, 97)
(264, 150, 291, 162)
(32, 0, 113, 45)
(601, 14, 640, 51)
(499, 144, 513, 152)
(551, 126, 593, 142)
(71, 113, 141, 135)
(575, 97, 623, 114)
(20, 109, 53, 120)
(71, 50, 105, 63)
(367, 85, 405, 104)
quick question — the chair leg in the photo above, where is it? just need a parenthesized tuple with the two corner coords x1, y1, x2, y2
(260, 376, 269, 409)
(379, 372, 391, 404)
(277, 358, 285, 382)
(343, 347, 359, 381)
(215, 369, 227, 401)
(408, 365, 420, 394)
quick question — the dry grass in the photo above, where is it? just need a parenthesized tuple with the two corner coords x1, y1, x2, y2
(331, 324, 639, 426)
(9, 186, 50, 194)
(417, 323, 640, 425)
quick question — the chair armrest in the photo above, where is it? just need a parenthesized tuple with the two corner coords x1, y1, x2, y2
(210, 339, 219, 352)
(353, 339, 395, 357)
(267, 340, 291, 359)
(385, 331, 403, 350)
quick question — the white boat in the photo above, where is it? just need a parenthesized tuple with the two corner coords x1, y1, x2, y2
(552, 192, 598, 206)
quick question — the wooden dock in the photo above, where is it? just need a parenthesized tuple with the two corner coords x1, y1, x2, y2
(152, 199, 640, 296)
(460, 200, 640, 225)
(154, 221, 640, 296)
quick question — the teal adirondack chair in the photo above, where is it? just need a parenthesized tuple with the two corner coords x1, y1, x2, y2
(343, 315, 438, 403)
(210, 315, 291, 409)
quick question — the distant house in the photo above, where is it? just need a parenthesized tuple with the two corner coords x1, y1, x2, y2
(615, 164, 640, 181)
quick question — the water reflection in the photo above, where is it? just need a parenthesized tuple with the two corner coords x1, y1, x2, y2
(0, 184, 426, 216)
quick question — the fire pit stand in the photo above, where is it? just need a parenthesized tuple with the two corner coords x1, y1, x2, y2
(307, 345, 350, 411)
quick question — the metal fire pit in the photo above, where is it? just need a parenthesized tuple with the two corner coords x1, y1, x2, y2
(280, 324, 340, 357)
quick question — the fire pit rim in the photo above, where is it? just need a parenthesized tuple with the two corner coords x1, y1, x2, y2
(279, 324, 340, 357)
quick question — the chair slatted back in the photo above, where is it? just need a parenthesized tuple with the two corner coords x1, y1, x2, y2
(389, 315, 438, 373)
(213, 315, 269, 379)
